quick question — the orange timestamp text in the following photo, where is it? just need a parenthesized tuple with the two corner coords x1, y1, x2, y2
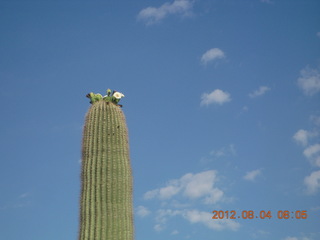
(212, 210, 308, 220)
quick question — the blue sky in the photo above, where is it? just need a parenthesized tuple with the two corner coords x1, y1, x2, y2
(0, 0, 320, 239)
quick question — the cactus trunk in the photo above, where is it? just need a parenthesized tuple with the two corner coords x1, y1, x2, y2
(79, 101, 134, 240)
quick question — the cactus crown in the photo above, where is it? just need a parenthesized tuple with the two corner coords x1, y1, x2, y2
(86, 89, 125, 106)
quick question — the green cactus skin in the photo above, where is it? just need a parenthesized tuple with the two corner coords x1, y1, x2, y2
(79, 100, 134, 240)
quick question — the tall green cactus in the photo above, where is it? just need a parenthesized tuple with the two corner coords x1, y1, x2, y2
(79, 90, 134, 240)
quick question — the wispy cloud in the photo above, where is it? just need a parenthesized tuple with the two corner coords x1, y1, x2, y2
(144, 170, 224, 204)
(317, 32, 320, 38)
(293, 129, 318, 146)
(153, 224, 163, 232)
(294, 123, 320, 165)
(248, 86, 270, 98)
(294, 118, 320, 194)
(303, 143, 320, 159)
(201, 48, 225, 65)
(137, 0, 194, 25)
(303, 144, 320, 167)
(243, 169, 262, 181)
(154, 209, 182, 231)
(200, 89, 231, 106)
(210, 144, 236, 158)
(293, 129, 309, 146)
(297, 66, 320, 96)
(153, 208, 240, 232)
(304, 170, 320, 194)
(182, 209, 240, 231)
(136, 205, 151, 217)
(1, 193, 31, 210)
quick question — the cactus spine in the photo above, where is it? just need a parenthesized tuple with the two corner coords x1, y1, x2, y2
(79, 91, 133, 240)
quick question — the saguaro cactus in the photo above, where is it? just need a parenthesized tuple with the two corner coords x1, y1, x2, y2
(79, 90, 134, 240)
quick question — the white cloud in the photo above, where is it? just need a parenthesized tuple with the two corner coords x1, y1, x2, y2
(182, 171, 215, 198)
(210, 149, 225, 158)
(303, 143, 320, 158)
(297, 66, 320, 96)
(182, 209, 240, 231)
(248, 86, 270, 98)
(243, 169, 262, 181)
(182, 171, 224, 203)
(144, 170, 224, 204)
(200, 89, 231, 106)
(144, 179, 181, 200)
(159, 184, 181, 199)
(293, 129, 309, 146)
(154, 224, 163, 232)
(154, 209, 182, 231)
(136, 205, 151, 217)
(141, 170, 240, 232)
(294, 127, 319, 166)
(137, 0, 193, 25)
(153, 208, 240, 232)
(201, 48, 225, 65)
(144, 189, 159, 200)
(203, 188, 224, 204)
(144, 170, 236, 232)
(304, 170, 320, 194)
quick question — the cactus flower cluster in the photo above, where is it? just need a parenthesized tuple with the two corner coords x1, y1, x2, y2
(86, 89, 125, 105)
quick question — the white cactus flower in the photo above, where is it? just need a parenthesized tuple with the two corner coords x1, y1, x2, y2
(113, 92, 125, 99)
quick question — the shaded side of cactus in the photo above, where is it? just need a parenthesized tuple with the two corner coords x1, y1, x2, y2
(79, 100, 133, 240)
